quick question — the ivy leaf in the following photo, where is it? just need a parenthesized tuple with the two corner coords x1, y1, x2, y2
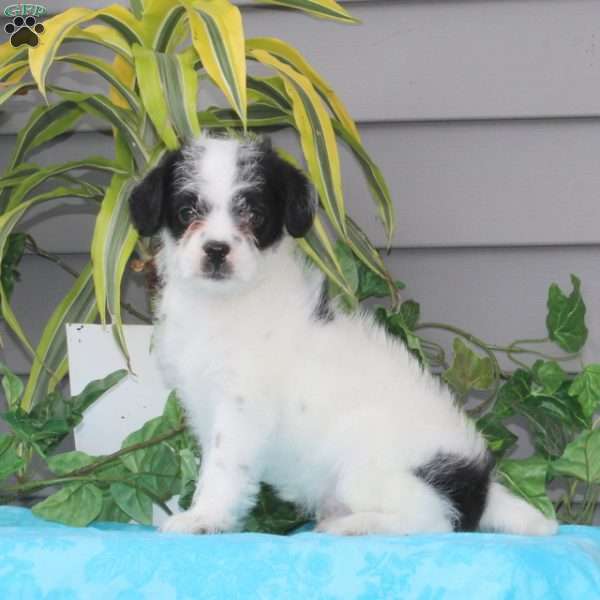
(32, 483, 103, 526)
(552, 429, 600, 484)
(96, 490, 131, 523)
(568, 364, 600, 419)
(0, 434, 24, 480)
(163, 390, 184, 428)
(494, 369, 532, 418)
(546, 275, 588, 353)
(382, 309, 428, 366)
(120, 416, 179, 500)
(70, 369, 128, 417)
(497, 456, 555, 519)
(476, 415, 517, 458)
(531, 360, 567, 396)
(443, 338, 495, 397)
(109, 482, 153, 525)
(399, 300, 420, 330)
(0, 362, 24, 411)
(47, 450, 96, 475)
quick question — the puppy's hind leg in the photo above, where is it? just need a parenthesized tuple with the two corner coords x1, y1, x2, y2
(316, 470, 455, 536)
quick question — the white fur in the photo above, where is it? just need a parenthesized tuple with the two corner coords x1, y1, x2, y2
(152, 136, 557, 537)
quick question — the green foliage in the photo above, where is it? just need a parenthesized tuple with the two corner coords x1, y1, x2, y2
(1, 232, 26, 300)
(546, 275, 588, 353)
(443, 338, 495, 399)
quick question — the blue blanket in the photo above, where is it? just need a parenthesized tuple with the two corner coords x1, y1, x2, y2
(1, 507, 599, 600)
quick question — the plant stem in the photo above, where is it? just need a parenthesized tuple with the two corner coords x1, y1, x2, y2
(414, 322, 502, 417)
(2, 425, 186, 497)
(66, 424, 186, 479)
(25, 235, 153, 324)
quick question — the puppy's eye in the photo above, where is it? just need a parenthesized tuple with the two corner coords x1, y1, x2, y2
(178, 206, 196, 224)
(250, 212, 265, 228)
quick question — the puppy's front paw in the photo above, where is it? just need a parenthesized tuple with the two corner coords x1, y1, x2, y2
(160, 510, 227, 535)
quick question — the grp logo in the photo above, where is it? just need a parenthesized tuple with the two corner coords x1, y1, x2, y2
(3, 4, 47, 47)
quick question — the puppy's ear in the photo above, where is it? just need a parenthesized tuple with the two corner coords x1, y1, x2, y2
(265, 149, 316, 238)
(129, 150, 182, 237)
(282, 162, 316, 238)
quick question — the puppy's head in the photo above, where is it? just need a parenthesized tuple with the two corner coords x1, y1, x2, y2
(129, 135, 315, 292)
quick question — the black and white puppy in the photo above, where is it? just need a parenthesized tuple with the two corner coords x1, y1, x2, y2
(129, 134, 556, 536)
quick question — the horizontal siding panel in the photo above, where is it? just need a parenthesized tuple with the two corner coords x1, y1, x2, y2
(3, 118, 599, 252)
(2, 246, 598, 376)
(3, 0, 600, 131)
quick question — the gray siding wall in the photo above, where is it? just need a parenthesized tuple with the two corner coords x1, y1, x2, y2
(1, 0, 599, 375)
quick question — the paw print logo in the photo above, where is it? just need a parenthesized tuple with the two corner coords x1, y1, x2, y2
(4, 15, 45, 48)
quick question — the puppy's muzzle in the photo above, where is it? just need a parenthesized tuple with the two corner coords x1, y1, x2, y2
(203, 241, 232, 279)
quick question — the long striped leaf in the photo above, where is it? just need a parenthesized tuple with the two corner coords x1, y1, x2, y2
(132, 45, 179, 149)
(53, 89, 149, 165)
(109, 54, 137, 110)
(0, 101, 84, 211)
(20, 264, 97, 412)
(0, 82, 37, 107)
(0, 42, 27, 70)
(0, 60, 29, 83)
(333, 120, 395, 246)
(198, 103, 290, 130)
(56, 54, 140, 112)
(143, 0, 187, 51)
(251, 48, 346, 237)
(6, 157, 124, 211)
(0, 186, 99, 356)
(247, 37, 359, 140)
(0, 164, 40, 191)
(159, 48, 201, 139)
(66, 25, 133, 59)
(95, 5, 144, 47)
(346, 216, 398, 307)
(91, 174, 137, 326)
(247, 76, 291, 111)
(252, 0, 357, 23)
(185, 0, 247, 127)
(28, 7, 96, 102)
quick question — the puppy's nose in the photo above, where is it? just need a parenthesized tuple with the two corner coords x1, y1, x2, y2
(203, 241, 230, 263)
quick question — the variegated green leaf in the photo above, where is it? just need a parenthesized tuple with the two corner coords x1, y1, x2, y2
(247, 76, 291, 111)
(56, 55, 140, 112)
(0, 186, 99, 357)
(251, 48, 346, 237)
(53, 90, 149, 165)
(143, 0, 187, 51)
(157, 48, 201, 139)
(333, 120, 395, 246)
(185, 0, 247, 127)
(7, 157, 125, 211)
(252, 0, 358, 24)
(28, 7, 97, 101)
(133, 45, 179, 149)
(95, 5, 144, 47)
(21, 264, 97, 412)
(0, 82, 37, 108)
(0, 41, 27, 70)
(91, 174, 138, 327)
(247, 37, 359, 139)
(198, 103, 290, 129)
(66, 25, 133, 60)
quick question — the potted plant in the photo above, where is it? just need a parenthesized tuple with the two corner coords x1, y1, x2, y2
(0, 0, 598, 529)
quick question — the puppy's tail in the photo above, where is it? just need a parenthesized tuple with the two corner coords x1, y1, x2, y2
(479, 482, 558, 535)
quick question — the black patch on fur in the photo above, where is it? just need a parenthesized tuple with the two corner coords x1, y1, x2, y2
(234, 138, 316, 248)
(415, 451, 495, 532)
(129, 150, 185, 237)
(128, 137, 316, 247)
(313, 280, 334, 323)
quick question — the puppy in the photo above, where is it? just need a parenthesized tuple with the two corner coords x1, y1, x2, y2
(128, 134, 557, 536)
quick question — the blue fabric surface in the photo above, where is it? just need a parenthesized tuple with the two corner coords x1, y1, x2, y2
(1, 507, 599, 600)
